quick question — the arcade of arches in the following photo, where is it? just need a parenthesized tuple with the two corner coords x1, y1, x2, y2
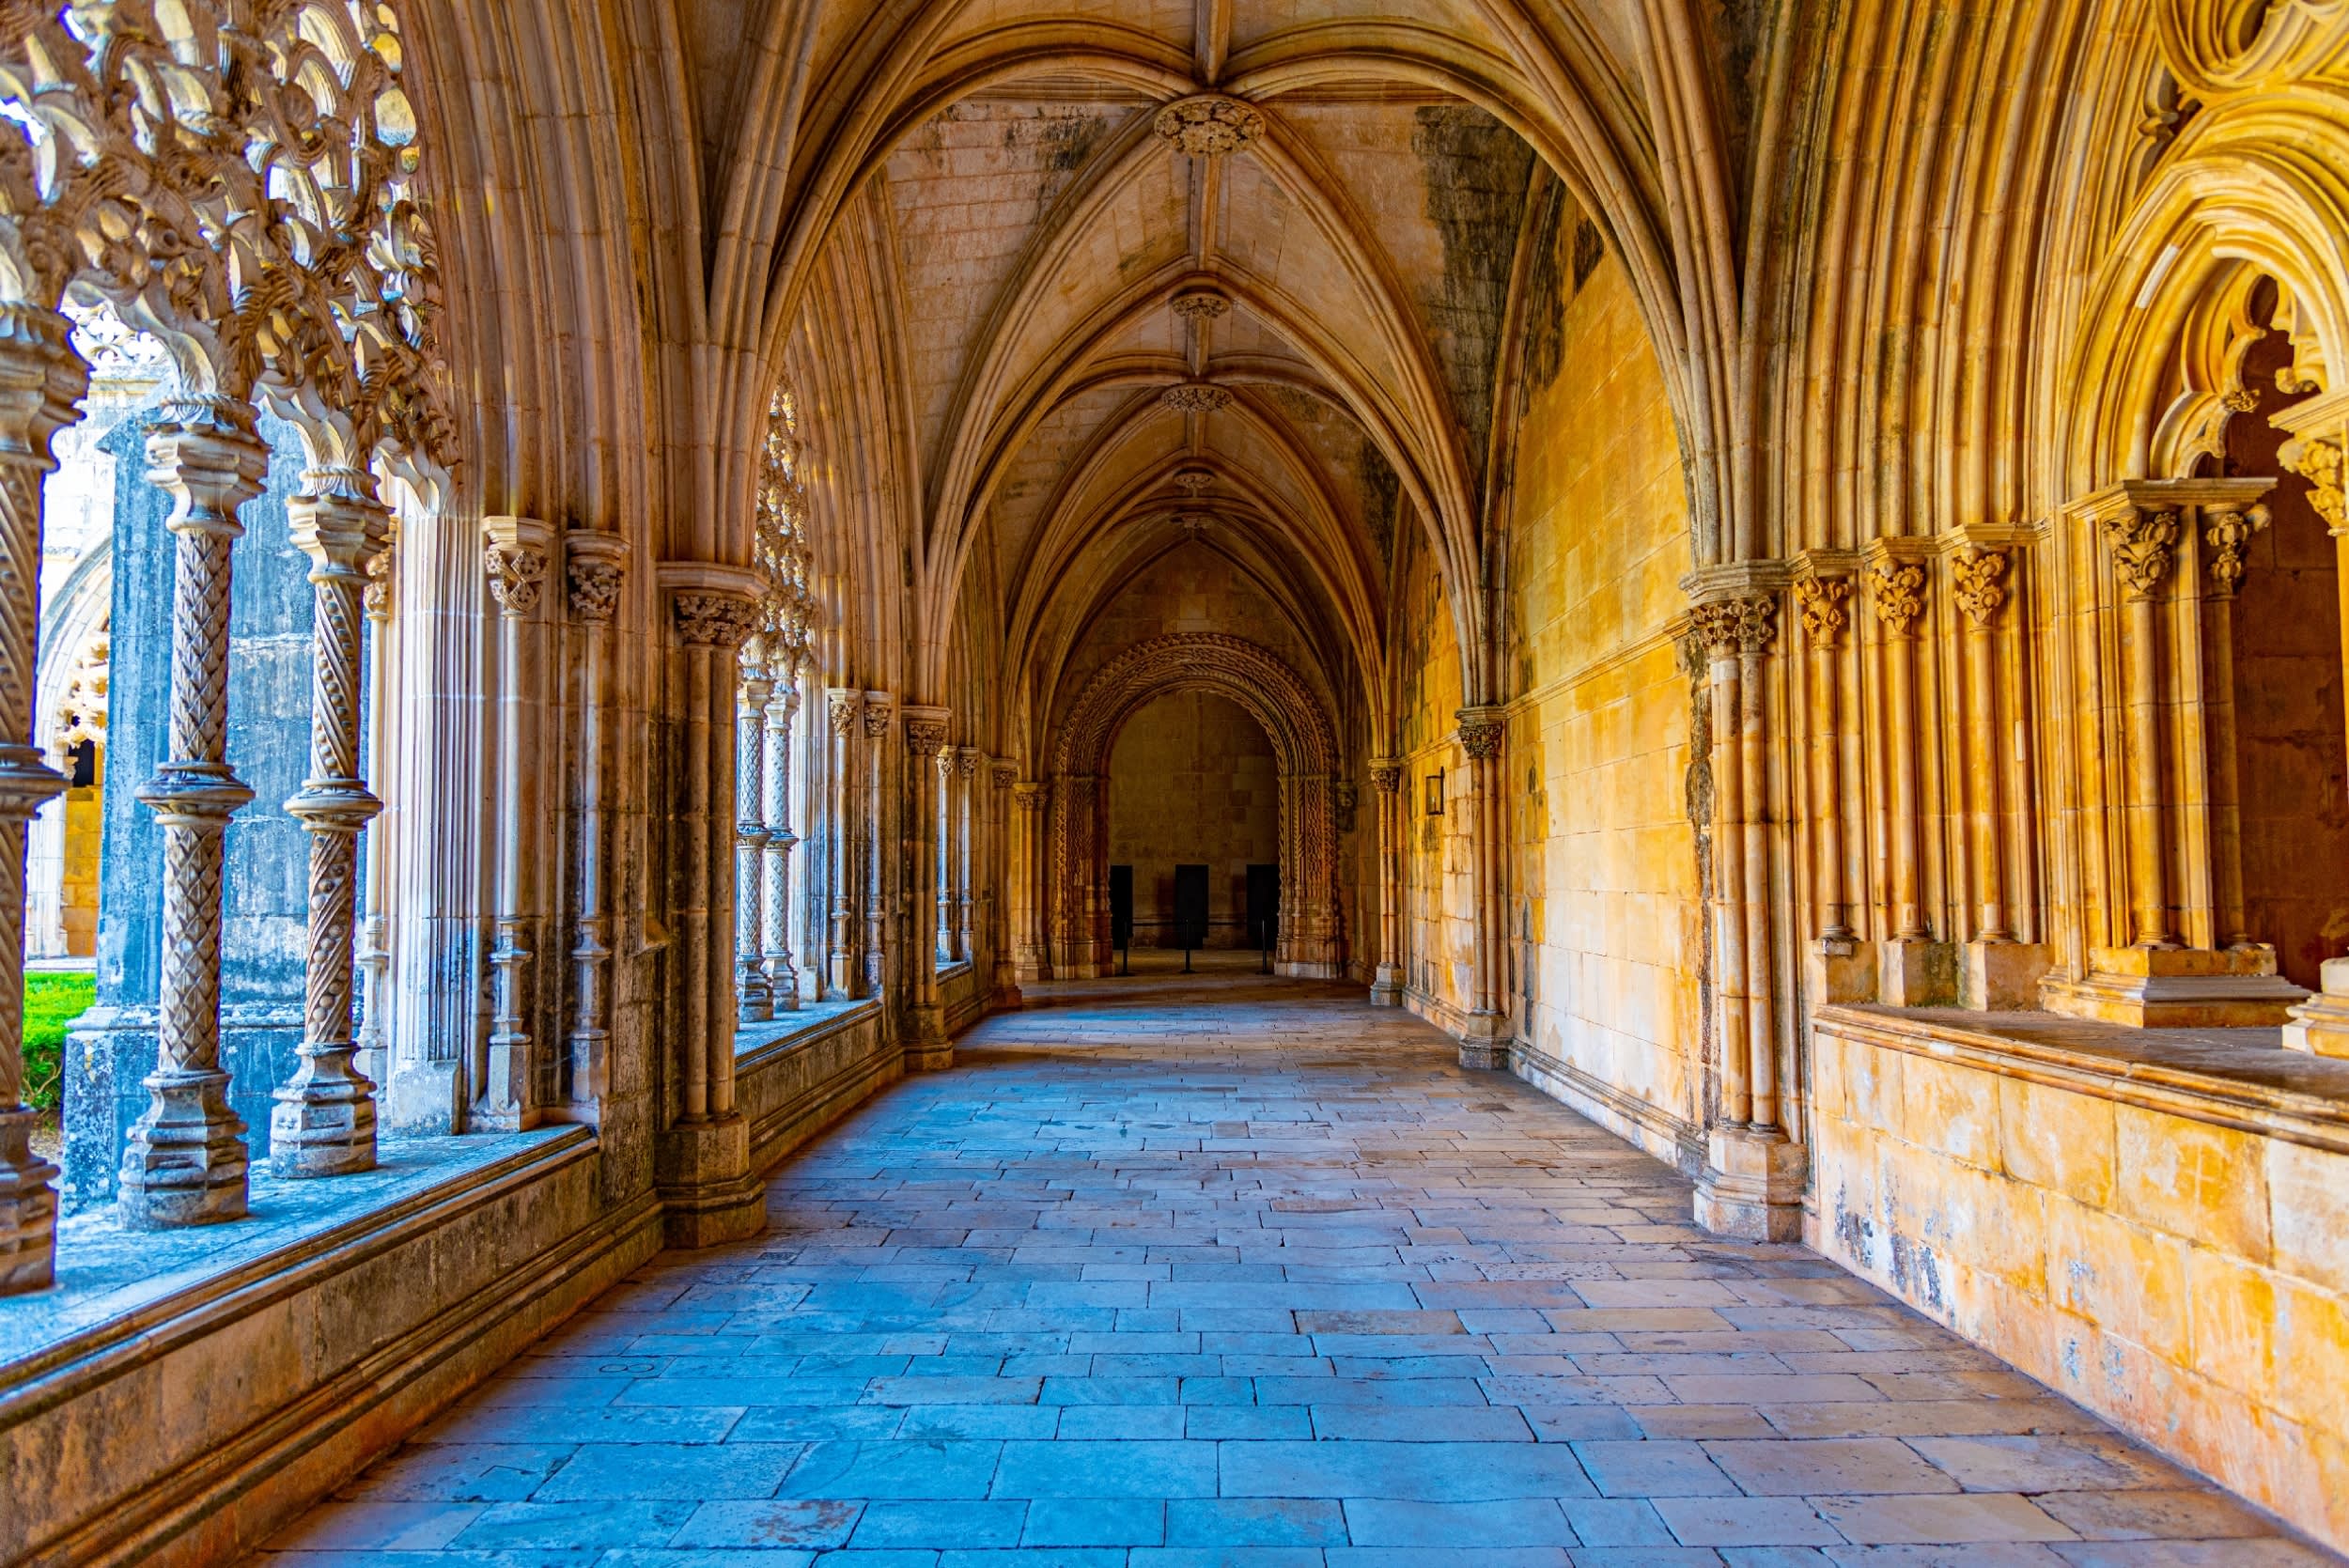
(3, 1, 2349, 1562)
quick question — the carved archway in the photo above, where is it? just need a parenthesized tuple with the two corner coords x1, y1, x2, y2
(1049, 634, 1344, 979)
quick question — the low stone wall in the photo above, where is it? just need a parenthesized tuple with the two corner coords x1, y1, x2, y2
(1809, 1005, 2349, 1553)
(0, 1130, 661, 1568)
(738, 999, 897, 1181)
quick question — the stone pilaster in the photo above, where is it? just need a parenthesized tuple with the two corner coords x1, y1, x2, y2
(1012, 781, 1049, 986)
(0, 304, 85, 1284)
(990, 761, 1023, 1007)
(826, 689, 862, 998)
(901, 705, 952, 1070)
(119, 396, 268, 1228)
(954, 746, 980, 962)
(271, 465, 392, 1176)
(565, 532, 627, 1110)
(862, 692, 894, 998)
(479, 516, 552, 1132)
(762, 673, 801, 1013)
(1455, 707, 1508, 1068)
(1367, 758, 1404, 1006)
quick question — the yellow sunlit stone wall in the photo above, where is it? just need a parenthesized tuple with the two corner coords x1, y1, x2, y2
(1395, 520, 1472, 1022)
(1501, 220, 1703, 1167)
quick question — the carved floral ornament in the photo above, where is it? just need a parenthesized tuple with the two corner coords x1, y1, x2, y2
(1951, 547, 2010, 629)
(674, 590, 759, 648)
(2295, 437, 2344, 535)
(1152, 96, 1265, 157)
(754, 381, 817, 667)
(2104, 506, 2183, 599)
(1692, 594, 1778, 657)
(2204, 505, 2271, 597)
(0, 1, 455, 468)
(1868, 562, 1928, 636)
(1171, 288, 1230, 322)
(568, 556, 623, 623)
(1794, 576, 1852, 644)
(1456, 716, 1505, 762)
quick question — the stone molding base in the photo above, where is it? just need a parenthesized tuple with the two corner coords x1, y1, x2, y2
(2044, 945, 2310, 1029)
(1511, 1038, 1705, 1177)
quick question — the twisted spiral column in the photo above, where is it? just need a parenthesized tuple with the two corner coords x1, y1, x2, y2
(271, 467, 392, 1176)
(736, 661, 774, 1023)
(762, 674, 801, 1012)
(119, 395, 269, 1228)
(0, 306, 86, 1286)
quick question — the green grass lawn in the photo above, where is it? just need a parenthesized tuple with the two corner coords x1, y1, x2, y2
(23, 972, 94, 1112)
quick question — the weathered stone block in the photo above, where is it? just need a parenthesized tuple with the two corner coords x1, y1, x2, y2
(2267, 1139, 2349, 1296)
(2112, 1103, 2270, 1261)
(1998, 1074, 2115, 1207)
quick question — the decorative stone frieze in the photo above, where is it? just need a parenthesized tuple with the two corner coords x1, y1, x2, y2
(1152, 95, 1266, 156)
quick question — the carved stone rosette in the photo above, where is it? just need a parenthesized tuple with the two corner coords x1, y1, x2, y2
(272, 466, 394, 1178)
(1152, 95, 1267, 156)
(120, 396, 270, 1228)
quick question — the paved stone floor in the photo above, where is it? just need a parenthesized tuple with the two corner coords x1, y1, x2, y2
(257, 963, 2337, 1566)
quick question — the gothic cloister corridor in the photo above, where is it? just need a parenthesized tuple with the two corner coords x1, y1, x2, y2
(256, 969, 2326, 1565)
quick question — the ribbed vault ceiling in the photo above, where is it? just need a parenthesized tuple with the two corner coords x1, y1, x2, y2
(765, 0, 1679, 716)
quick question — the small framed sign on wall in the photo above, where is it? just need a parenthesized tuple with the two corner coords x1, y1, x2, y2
(1424, 769, 1444, 815)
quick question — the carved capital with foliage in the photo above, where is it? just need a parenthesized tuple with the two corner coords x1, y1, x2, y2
(2104, 508, 2182, 600)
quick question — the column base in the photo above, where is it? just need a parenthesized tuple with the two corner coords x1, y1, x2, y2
(1369, 966, 1403, 1007)
(1804, 938, 1876, 1005)
(992, 977, 1025, 1011)
(2281, 957, 2349, 1058)
(269, 1048, 380, 1177)
(655, 1111, 765, 1248)
(905, 1040, 955, 1072)
(2044, 945, 2310, 1028)
(1692, 1124, 1806, 1242)
(1959, 939, 2050, 1011)
(117, 1069, 250, 1228)
(1455, 1011, 1511, 1070)
(1876, 938, 1956, 1007)
(0, 1108, 58, 1295)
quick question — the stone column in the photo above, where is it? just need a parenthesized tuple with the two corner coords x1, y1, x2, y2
(1013, 781, 1050, 984)
(480, 518, 551, 1132)
(0, 305, 84, 1285)
(354, 535, 396, 1093)
(735, 657, 774, 1024)
(2107, 506, 2181, 949)
(902, 704, 951, 1068)
(1368, 758, 1404, 1005)
(1865, 550, 1949, 1003)
(271, 466, 392, 1176)
(674, 589, 761, 1119)
(762, 671, 801, 1014)
(1689, 589, 1801, 1243)
(1795, 569, 1875, 1006)
(1455, 706, 1507, 1068)
(954, 746, 980, 962)
(118, 395, 269, 1228)
(991, 761, 1023, 1006)
(862, 692, 894, 996)
(825, 688, 860, 997)
(565, 533, 627, 1108)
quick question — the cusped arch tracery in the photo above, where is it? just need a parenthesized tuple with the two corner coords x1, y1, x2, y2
(1053, 632, 1338, 780)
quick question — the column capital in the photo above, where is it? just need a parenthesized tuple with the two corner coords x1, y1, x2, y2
(1865, 557, 1928, 637)
(483, 516, 553, 618)
(990, 758, 1019, 789)
(827, 687, 863, 733)
(1792, 575, 1853, 644)
(901, 704, 951, 757)
(2205, 505, 2272, 597)
(1013, 780, 1049, 809)
(566, 530, 630, 623)
(148, 395, 269, 543)
(956, 744, 983, 777)
(1368, 757, 1404, 793)
(289, 467, 393, 581)
(1455, 706, 1506, 761)
(0, 303, 90, 464)
(863, 691, 896, 740)
(1950, 545, 2011, 628)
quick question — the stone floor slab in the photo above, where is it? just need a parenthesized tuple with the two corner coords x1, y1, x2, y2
(245, 970, 2336, 1567)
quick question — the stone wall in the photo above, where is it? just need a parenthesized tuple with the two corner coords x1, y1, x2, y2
(1500, 210, 1704, 1169)
(1811, 1007, 2349, 1553)
(1395, 521, 1473, 1021)
(1108, 691, 1280, 948)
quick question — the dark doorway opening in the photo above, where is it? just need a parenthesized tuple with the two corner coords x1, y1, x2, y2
(1173, 864, 1209, 951)
(1245, 863, 1279, 952)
